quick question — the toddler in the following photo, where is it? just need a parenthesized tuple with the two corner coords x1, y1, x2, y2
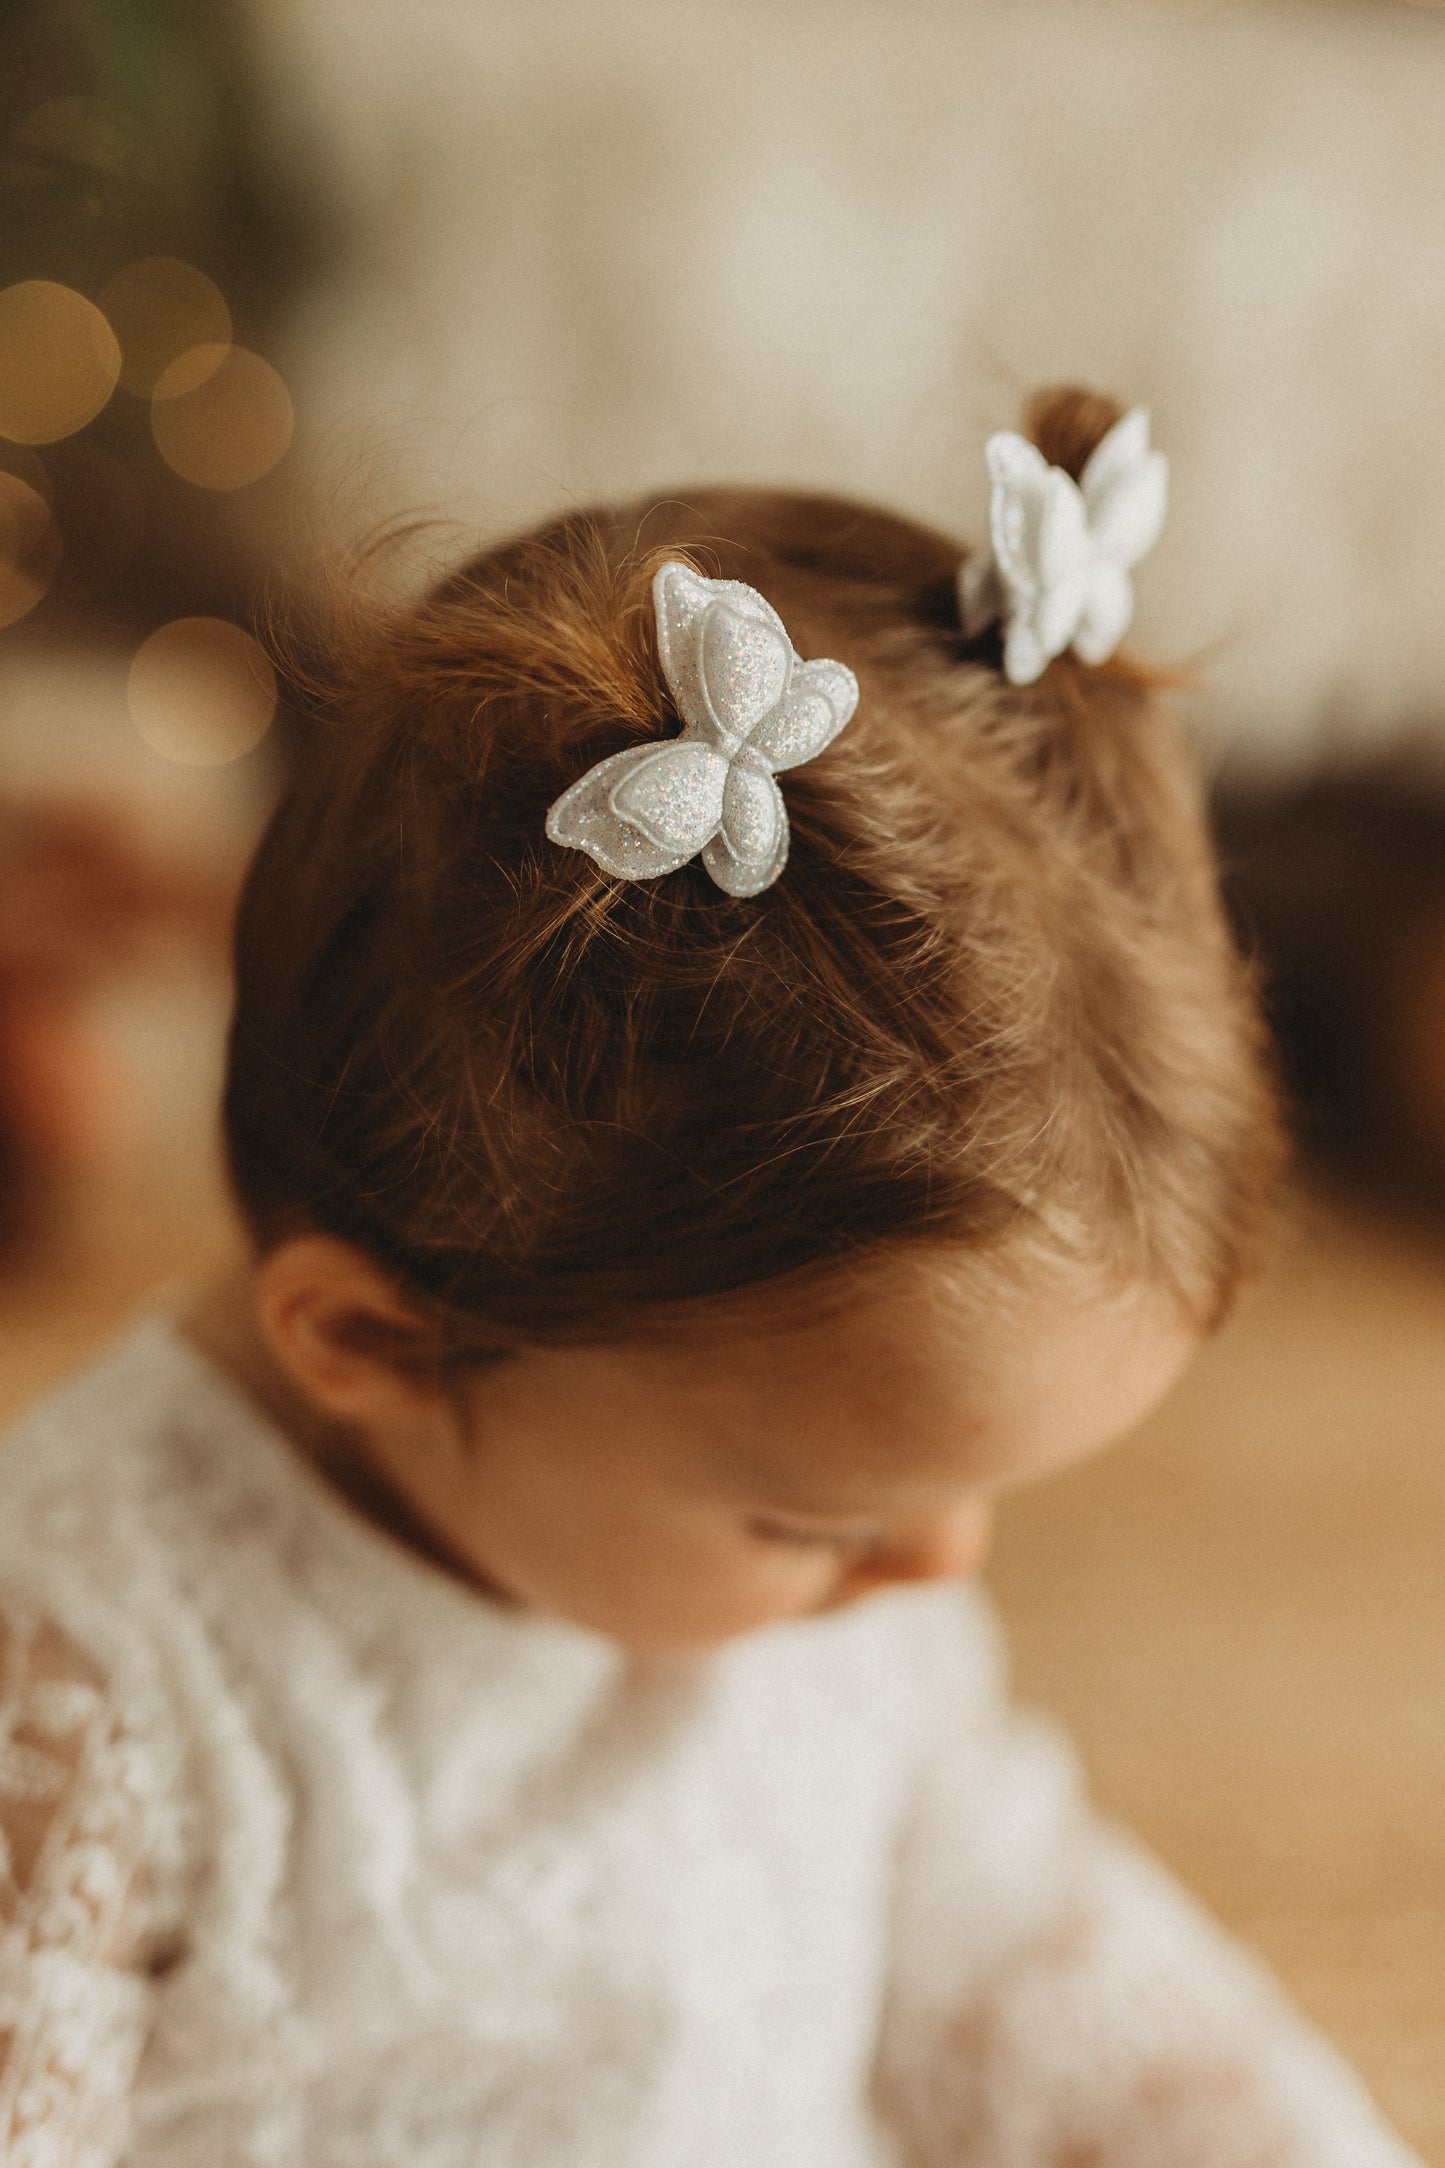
(0, 389, 1423, 2165)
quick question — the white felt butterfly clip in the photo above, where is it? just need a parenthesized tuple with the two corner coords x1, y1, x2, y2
(545, 561, 859, 897)
(959, 407, 1168, 687)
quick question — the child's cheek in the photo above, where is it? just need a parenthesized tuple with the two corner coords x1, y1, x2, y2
(727, 1546, 844, 1625)
(641, 1545, 841, 1647)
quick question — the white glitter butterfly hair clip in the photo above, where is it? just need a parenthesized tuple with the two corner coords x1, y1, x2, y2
(959, 407, 1168, 687)
(545, 561, 860, 897)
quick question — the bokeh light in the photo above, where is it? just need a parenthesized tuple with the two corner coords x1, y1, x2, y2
(127, 617, 277, 766)
(0, 473, 62, 629)
(0, 281, 122, 446)
(149, 343, 295, 490)
(99, 258, 233, 399)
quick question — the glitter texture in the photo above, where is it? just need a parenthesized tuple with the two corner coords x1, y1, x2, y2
(545, 562, 859, 896)
(699, 607, 789, 748)
(720, 763, 783, 863)
(611, 743, 727, 853)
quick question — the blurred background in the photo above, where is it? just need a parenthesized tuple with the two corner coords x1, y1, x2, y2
(1, 0, 1442, 2155)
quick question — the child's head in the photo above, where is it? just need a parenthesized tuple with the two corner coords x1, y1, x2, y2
(222, 386, 1282, 1652)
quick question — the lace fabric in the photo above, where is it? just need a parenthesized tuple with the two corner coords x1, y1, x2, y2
(0, 1605, 158, 2168)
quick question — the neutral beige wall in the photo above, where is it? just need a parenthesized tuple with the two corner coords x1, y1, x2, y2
(271, 0, 1445, 770)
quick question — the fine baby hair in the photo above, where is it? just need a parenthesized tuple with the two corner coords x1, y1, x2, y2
(226, 385, 1281, 1358)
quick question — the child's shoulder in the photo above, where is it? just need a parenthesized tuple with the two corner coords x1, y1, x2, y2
(0, 1308, 610, 1712)
(0, 1312, 230, 1577)
(2, 1307, 186, 1478)
(0, 1310, 307, 1682)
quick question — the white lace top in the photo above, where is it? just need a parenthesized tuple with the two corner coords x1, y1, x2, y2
(0, 1315, 1422, 2168)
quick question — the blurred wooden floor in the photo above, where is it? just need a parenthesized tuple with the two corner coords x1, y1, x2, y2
(992, 1199, 1445, 2165)
(0, 1184, 1440, 2161)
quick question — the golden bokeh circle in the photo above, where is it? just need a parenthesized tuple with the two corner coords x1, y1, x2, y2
(98, 257, 232, 398)
(0, 473, 62, 628)
(0, 281, 121, 445)
(127, 617, 277, 767)
(150, 344, 294, 491)
(152, 343, 232, 400)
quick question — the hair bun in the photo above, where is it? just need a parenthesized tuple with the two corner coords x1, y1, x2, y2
(1020, 384, 1130, 483)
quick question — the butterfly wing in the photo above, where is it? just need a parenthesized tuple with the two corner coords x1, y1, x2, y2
(985, 431, 1057, 605)
(1080, 409, 1168, 570)
(610, 742, 728, 854)
(985, 436, 1092, 683)
(1073, 560, 1135, 667)
(703, 768, 790, 897)
(1031, 467, 1093, 663)
(749, 659, 859, 772)
(653, 563, 791, 741)
(545, 743, 725, 880)
(698, 602, 793, 747)
(1079, 406, 1151, 498)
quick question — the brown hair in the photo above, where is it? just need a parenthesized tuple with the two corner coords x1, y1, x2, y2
(225, 387, 1282, 1355)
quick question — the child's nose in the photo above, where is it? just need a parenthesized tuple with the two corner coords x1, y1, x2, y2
(845, 1500, 994, 1596)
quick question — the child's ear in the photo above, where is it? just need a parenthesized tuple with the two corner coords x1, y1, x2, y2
(254, 1235, 446, 1429)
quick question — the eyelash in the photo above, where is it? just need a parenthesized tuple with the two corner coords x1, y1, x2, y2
(748, 1518, 879, 1557)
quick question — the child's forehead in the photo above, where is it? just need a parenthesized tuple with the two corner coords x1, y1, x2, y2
(727, 1266, 1195, 1482)
(630, 1259, 1197, 1500)
(649, 1248, 1130, 1393)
